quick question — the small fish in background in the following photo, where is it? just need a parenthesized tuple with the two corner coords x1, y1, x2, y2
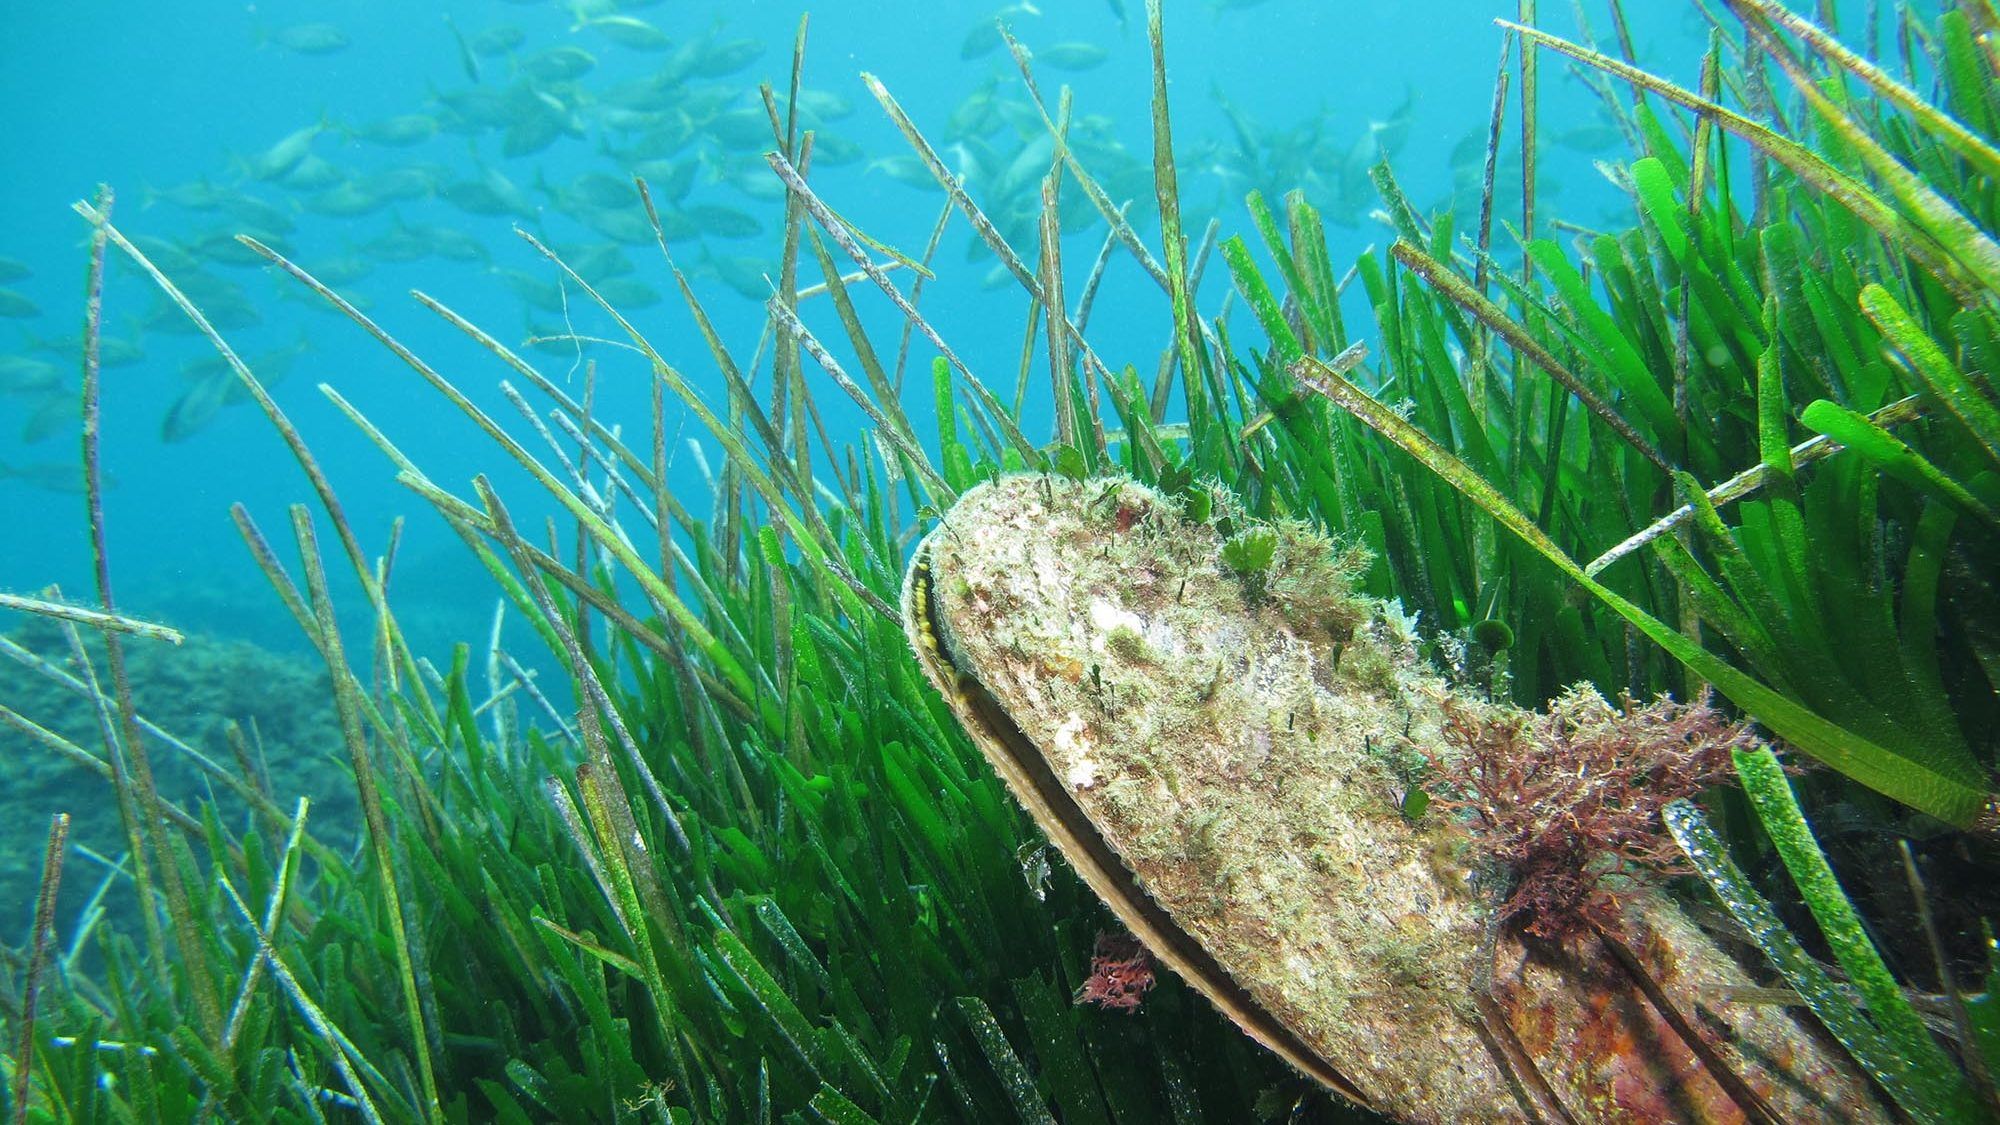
(113, 234, 200, 276)
(471, 25, 526, 57)
(305, 179, 394, 219)
(1554, 123, 1625, 154)
(520, 45, 596, 84)
(431, 85, 516, 134)
(580, 14, 672, 52)
(700, 252, 773, 301)
(272, 279, 375, 315)
(592, 277, 662, 309)
(961, 4, 1042, 60)
(708, 154, 787, 201)
(0, 290, 40, 319)
(359, 222, 430, 264)
(18, 393, 74, 443)
(0, 460, 99, 494)
(541, 170, 642, 218)
(595, 75, 681, 118)
(28, 329, 144, 368)
(805, 133, 864, 166)
(1368, 88, 1416, 161)
(0, 355, 61, 395)
(631, 158, 698, 206)
(700, 106, 776, 152)
(191, 228, 289, 269)
(667, 32, 763, 81)
(146, 299, 263, 334)
(444, 14, 482, 84)
(215, 193, 297, 237)
(162, 335, 309, 443)
(503, 105, 573, 159)
(83, 0, 940, 359)
(1036, 42, 1110, 72)
(277, 154, 345, 191)
(364, 165, 446, 203)
(1446, 128, 1493, 180)
(672, 85, 736, 124)
(371, 219, 488, 264)
(100, 333, 147, 367)
(593, 105, 668, 133)
(143, 271, 262, 334)
(605, 122, 700, 169)
(351, 114, 440, 148)
(581, 204, 670, 245)
(256, 21, 351, 56)
(866, 154, 942, 191)
(440, 167, 536, 220)
(494, 269, 573, 316)
(789, 88, 855, 124)
(683, 203, 762, 240)
(142, 178, 233, 212)
(545, 241, 635, 280)
(301, 255, 374, 287)
(993, 133, 1057, 199)
(1105, 0, 1128, 30)
(944, 76, 1004, 141)
(168, 266, 252, 310)
(1436, 123, 1567, 237)
(161, 372, 235, 444)
(0, 256, 30, 283)
(1196, 81, 1389, 228)
(239, 117, 332, 182)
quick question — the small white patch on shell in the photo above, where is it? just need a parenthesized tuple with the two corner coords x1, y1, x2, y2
(1379, 602, 1421, 645)
(1052, 712, 1099, 789)
(1087, 599, 1147, 656)
(1285, 952, 1317, 986)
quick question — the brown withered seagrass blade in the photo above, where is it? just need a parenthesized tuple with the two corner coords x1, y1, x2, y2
(901, 474, 1889, 1124)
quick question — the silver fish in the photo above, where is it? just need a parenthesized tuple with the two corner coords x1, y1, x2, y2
(581, 15, 671, 52)
(0, 290, 41, 319)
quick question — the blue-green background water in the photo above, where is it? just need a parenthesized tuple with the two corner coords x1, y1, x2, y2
(0, 0, 1704, 659)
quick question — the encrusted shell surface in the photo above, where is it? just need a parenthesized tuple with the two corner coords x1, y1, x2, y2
(903, 475, 1887, 1124)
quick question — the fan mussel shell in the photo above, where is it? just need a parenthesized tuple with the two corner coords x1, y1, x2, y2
(902, 474, 1886, 1124)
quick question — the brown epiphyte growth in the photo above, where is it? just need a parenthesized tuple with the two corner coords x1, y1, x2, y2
(1425, 688, 1755, 943)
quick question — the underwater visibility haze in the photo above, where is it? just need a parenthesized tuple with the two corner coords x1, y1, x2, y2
(2, 0, 1999, 1121)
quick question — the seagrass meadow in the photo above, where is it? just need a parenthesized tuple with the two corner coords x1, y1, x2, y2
(4, 0, 2000, 1120)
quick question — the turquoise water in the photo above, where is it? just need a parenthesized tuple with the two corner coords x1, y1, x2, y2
(0, 0, 1704, 657)
(0, 2, 1713, 949)
(4, 7, 1984, 1119)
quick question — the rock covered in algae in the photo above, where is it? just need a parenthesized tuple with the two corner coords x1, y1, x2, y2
(0, 615, 356, 939)
(903, 474, 1886, 1124)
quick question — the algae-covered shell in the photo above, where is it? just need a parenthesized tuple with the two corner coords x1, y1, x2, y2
(903, 475, 1886, 1124)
